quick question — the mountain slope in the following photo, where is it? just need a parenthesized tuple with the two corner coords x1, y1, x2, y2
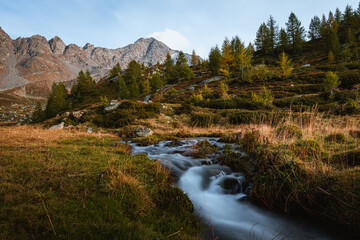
(0, 27, 193, 91)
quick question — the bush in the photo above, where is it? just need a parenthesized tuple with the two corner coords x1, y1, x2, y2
(339, 72, 360, 89)
(229, 110, 288, 125)
(242, 130, 261, 152)
(293, 139, 322, 159)
(275, 124, 303, 139)
(324, 133, 352, 143)
(190, 113, 220, 127)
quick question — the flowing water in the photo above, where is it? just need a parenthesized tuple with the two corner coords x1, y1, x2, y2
(129, 138, 338, 240)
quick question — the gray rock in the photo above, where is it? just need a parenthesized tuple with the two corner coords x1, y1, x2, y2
(49, 122, 65, 130)
(302, 64, 311, 67)
(188, 86, 195, 91)
(200, 76, 224, 85)
(87, 128, 93, 133)
(143, 94, 151, 102)
(135, 127, 154, 137)
(104, 102, 121, 112)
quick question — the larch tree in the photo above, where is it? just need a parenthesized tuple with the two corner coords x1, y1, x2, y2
(191, 49, 199, 66)
(221, 38, 234, 76)
(277, 52, 293, 79)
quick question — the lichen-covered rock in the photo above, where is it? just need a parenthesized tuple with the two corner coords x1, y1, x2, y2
(135, 127, 154, 137)
(49, 122, 64, 130)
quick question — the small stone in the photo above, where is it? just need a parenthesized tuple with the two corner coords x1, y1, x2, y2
(135, 127, 154, 137)
(49, 122, 65, 130)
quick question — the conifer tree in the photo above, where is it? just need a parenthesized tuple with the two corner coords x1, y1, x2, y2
(71, 69, 99, 105)
(220, 81, 229, 99)
(142, 78, 151, 96)
(163, 53, 175, 83)
(32, 101, 46, 122)
(191, 49, 199, 66)
(255, 23, 271, 53)
(286, 12, 305, 54)
(124, 60, 142, 85)
(45, 81, 70, 118)
(175, 51, 193, 80)
(129, 77, 140, 100)
(150, 72, 164, 92)
(308, 16, 321, 40)
(221, 38, 234, 75)
(267, 15, 279, 54)
(324, 72, 340, 98)
(232, 39, 251, 80)
(277, 52, 293, 79)
(118, 74, 129, 99)
(110, 62, 121, 78)
(278, 28, 289, 52)
(208, 46, 222, 76)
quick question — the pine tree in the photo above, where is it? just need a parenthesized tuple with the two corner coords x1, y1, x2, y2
(328, 28, 341, 56)
(110, 62, 121, 78)
(118, 74, 129, 99)
(71, 69, 99, 105)
(32, 101, 46, 122)
(163, 53, 175, 84)
(175, 51, 193, 80)
(255, 23, 271, 53)
(150, 72, 164, 92)
(208, 46, 222, 76)
(191, 49, 199, 66)
(286, 12, 305, 54)
(124, 60, 142, 85)
(267, 15, 279, 54)
(129, 77, 140, 100)
(277, 52, 293, 79)
(278, 28, 289, 52)
(45, 81, 70, 118)
(308, 16, 321, 40)
(328, 51, 335, 62)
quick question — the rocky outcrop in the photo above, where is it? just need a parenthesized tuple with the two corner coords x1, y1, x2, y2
(135, 127, 154, 137)
(0, 27, 198, 95)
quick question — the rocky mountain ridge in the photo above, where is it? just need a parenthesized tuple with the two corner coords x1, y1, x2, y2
(0, 27, 194, 91)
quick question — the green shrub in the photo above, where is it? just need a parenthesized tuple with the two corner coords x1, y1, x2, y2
(330, 150, 360, 167)
(324, 133, 352, 143)
(294, 139, 322, 159)
(275, 124, 302, 139)
(229, 110, 287, 125)
(144, 103, 162, 113)
(316, 64, 348, 72)
(192, 140, 218, 158)
(339, 72, 360, 89)
(190, 113, 220, 127)
(242, 130, 261, 152)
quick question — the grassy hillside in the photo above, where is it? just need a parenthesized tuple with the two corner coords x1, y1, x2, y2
(0, 126, 201, 239)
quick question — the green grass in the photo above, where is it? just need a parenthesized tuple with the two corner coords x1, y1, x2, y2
(0, 126, 201, 240)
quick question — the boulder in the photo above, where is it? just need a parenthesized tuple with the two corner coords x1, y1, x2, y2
(49, 122, 65, 130)
(104, 102, 121, 112)
(71, 111, 84, 119)
(200, 76, 224, 85)
(135, 127, 154, 137)
(143, 94, 151, 102)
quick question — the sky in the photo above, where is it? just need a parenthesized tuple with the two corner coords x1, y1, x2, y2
(0, 0, 359, 58)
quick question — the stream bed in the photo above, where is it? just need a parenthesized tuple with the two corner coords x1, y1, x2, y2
(129, 138, 338, 240)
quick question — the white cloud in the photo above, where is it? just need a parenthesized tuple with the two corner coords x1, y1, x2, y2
(148, 29, 190, 51)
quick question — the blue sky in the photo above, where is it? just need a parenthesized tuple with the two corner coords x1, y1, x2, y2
(0, 0, 358, 58)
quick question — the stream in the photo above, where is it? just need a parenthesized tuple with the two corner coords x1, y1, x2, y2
(129, 138, 338, 240)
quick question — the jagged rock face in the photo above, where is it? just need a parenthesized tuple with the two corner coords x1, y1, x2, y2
(0, 27, 196, 94)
